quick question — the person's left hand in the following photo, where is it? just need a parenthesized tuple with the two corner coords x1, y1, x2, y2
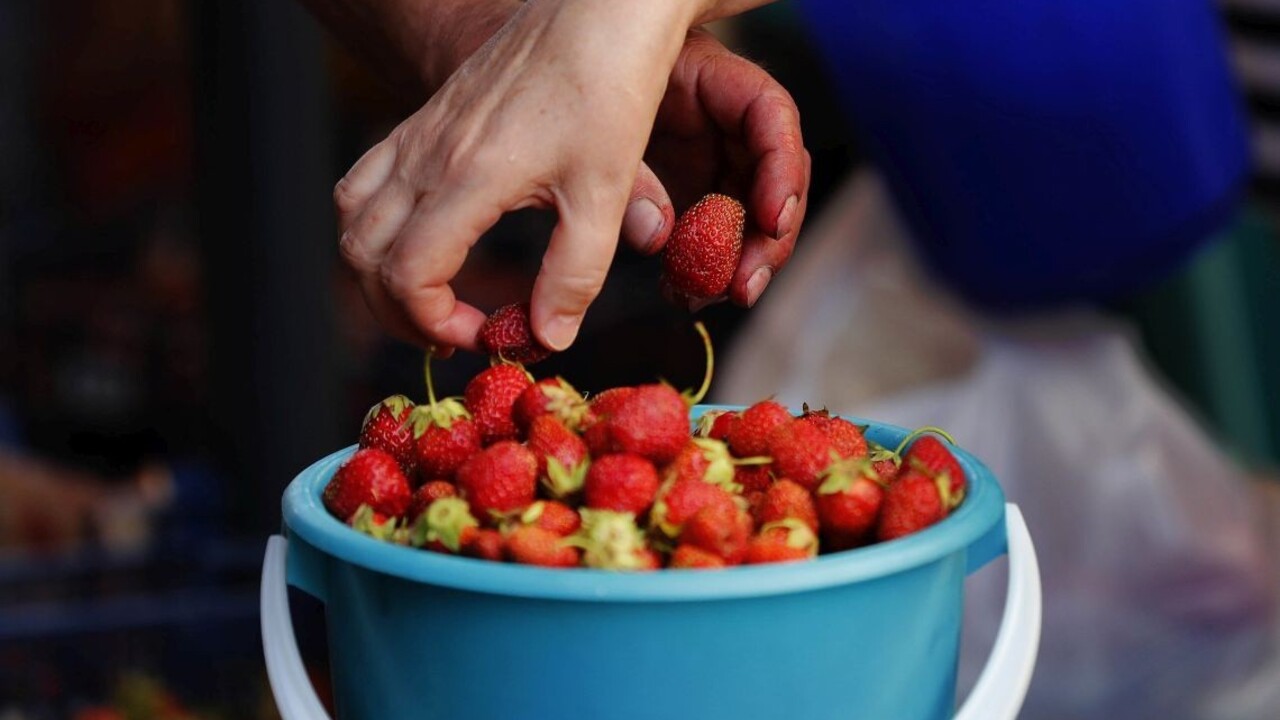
(619, 29, 811, 309)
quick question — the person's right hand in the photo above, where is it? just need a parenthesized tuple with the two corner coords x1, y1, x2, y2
(335, 0, 701, 355)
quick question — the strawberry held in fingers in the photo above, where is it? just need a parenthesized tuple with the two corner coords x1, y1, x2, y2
(661, 193, 745, 301)
(464, 362, 533, 445)
(456, 440, 538, 518)
(584, 454, 660, 515)
(323, 448, 413, 519)
(816, 458, 885, 551)
(478, 302, 552, 365)
(358, 395, 417, 475)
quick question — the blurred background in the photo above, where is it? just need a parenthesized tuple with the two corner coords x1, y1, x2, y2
(1, 0, 1278, 718)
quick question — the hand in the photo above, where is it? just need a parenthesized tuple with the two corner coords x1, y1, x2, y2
(335, 0, 697, 353)
(622, 29, 810, 308)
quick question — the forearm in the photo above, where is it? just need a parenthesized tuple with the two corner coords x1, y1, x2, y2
(297, 0, 520, 98)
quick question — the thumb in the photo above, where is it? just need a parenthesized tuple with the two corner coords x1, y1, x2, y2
(620, 161, 675, 255)
(530, 198, 626, 351)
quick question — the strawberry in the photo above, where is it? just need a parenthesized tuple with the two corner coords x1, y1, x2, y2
(584, 454, 660, 515)
(694, 409, 738, 441)
(505, 525, 580, 567)
(514, 376, 589, 432)
(734, 464, 774, 494)
(358, 394, 417, 475)
(754, 478, 819, 532)
(456, 440, 538, 518)
(767, 420, 837, 491)
(406, 496, 479, 553)
(515, 500, 582, 537)
(816, 458, 885, 551)
(571, 509, 655, 571)
(745, 519, 819, 564)
(461, 528, 505, 562)
(728, 401, 793, 458)
(589, 323, 715, 465)
(650, 476, 738, 538)
(666, 438, 743, 491)
(797, 406, 867, 460)
(407, 479, 458, 520)
(868, 442, 901, 485)
(900, 431, 966, 509)
(876, 469, 950, 541)
(661, 193, 745, 300)
(681, 501, 753, 564)
(582, 386, 637, 455)
(324, 448, 412, 519)
(478, 302, 552, 365)
(464, 362, 533, 445)
(407, 353, 481, 480)
(525, 415, 590, 499)
(349, 504, 400, 541)
(670, 544, 727, 569)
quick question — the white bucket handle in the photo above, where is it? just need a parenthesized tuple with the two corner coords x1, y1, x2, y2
(261, 503, 1040, 720)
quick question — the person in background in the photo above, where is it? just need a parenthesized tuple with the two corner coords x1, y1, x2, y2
(299, 0, 810, 354)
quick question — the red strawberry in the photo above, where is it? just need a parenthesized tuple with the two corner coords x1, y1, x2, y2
(666, 438, 741, 491)
(573, 509, 655, 571)
(670, 544, 727, 569)
(462, 528, 505, 562)
(816, 458, 885, 551)
(584, 454, 660, 515)
(514, 376, 590, 432)
(526, 415, 590, 499)
(745, 519, 819, 564)
(464, 363, 533, 445)
(478, 302, 552, 365)
(728, 401, 793, 458)
(734, 464, 774, 494)
(868, 442, 901, 485)
(694, 409, 738, 441)
(767, 421, 837, 491)
(358, 395, 417, 475)
(588, 386, 639, 417)
(661, 193, 745, 300)
(505, 525, 580, 567)
(650, 476, 738, 538)
(407, 353, 481, 480)
(349, 504, 399, 541)
(681, 502, 753, 564)
(754, 478, 819, 532)
(324, 448, 412, 519)
(876, 469, 950, 541)
(407, 496, 479, 553)
(407, 479, 458, 520)
(901, 432, 966, 509)
(582, 386, 635, 456)
(797, 407, 867, 460)
(456, 440, 538, 518)
(516, 500, 582, 537)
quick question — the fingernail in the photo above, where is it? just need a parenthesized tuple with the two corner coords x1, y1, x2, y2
(543, 313, 581, 351)
(774, 195, 798, 240)
(622, 199, 665, 253)
(745, 267, 773, 307)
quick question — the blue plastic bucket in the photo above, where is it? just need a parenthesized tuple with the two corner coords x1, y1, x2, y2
(797, 0, 1251, 308)
(262, 407, 1040, 720)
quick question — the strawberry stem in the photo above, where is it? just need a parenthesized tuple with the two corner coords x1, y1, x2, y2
(423, 351, 438, 409)
(893, 425, 957, 457)
(686, 321, 714, 406)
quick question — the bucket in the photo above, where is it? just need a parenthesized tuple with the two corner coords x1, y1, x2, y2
(261, 407, 1041, 720)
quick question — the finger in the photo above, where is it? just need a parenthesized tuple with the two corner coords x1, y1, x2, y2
(333, 140, 398, 230)
(728, 149, 810, 308)
(530, 192, 626, 351)
(620, 161, 675, 255)
(378, 190, 501, 351)
(339, 183, 415, 275)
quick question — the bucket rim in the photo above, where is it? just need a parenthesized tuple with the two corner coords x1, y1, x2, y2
(281, 405, 1005, 601)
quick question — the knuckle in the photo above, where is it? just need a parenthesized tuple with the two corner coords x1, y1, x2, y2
(545, 263, 607, 308)
(378, 261, 416, 301)
(338, 230, 375, 272)
(333, 177, 360, 215)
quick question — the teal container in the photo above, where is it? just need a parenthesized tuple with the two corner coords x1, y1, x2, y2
(262, 408, 1040, 720)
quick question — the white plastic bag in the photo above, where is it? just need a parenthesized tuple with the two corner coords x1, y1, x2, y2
(717, 171, 1280, 720)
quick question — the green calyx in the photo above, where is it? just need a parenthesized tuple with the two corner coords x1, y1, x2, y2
(649, 479, 680, 539)
(893, 425, 958, 457)
(411, 497, 478, 552)
(868, 442, 901, 466)
(761, 518, 819, 556)
(694, 410, 726, 438)
(542, 377, 591, 431)
(350, 504, 399, 542)
(679, 322, 715, 407)
(364, 394, 415, 428)
(569, 509, 649, 570)
(690, 437, 741, 492)
(542, 456, 590, 499)
(817, 456, 880, 495)
(406, 398, 470, 436)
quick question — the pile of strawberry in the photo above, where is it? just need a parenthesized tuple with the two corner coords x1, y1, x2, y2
(322, 315, 967, 570)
